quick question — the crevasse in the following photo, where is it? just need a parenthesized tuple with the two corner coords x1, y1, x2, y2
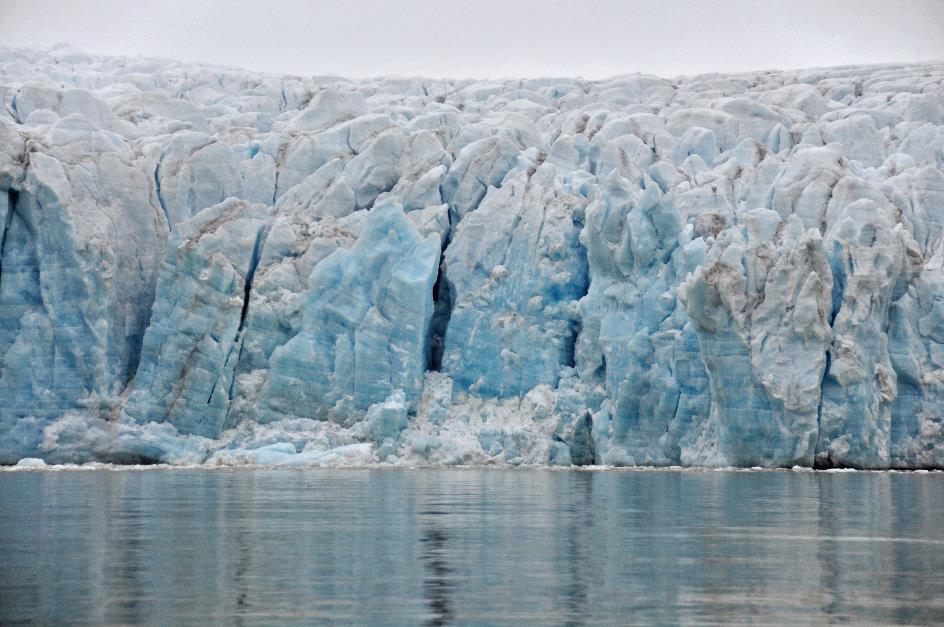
(1, 46, 943, 468)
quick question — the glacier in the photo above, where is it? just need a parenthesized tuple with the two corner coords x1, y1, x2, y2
(1, 45, 943, 469)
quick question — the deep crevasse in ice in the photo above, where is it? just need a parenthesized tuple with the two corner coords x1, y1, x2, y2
(1, 45, 943, 468)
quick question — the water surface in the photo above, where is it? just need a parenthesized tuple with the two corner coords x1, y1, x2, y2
(1, 468, 942, 624)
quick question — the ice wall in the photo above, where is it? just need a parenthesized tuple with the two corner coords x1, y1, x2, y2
(1, 45, 943, 468)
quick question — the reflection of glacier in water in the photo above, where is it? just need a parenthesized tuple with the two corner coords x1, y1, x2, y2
(419, 526, 454, 626)
(1, 468, 942, 624)
(2, 46, 944, 469)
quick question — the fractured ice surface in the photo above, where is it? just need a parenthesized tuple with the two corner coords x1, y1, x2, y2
(1, 45, 944, 468)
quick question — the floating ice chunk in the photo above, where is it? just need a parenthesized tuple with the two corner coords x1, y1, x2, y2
(14, 457, 46, 468)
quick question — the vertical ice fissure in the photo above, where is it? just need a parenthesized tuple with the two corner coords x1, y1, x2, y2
(218, 222, 270, 425)
(0, 190, 18, 289)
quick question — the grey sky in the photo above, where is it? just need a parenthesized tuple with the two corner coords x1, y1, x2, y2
(1, 0, 943, 79)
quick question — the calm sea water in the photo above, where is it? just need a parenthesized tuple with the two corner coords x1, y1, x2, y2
(0, 468, 942, 625)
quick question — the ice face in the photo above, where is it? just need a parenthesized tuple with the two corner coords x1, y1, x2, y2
(441, 164, 588, 398)
(254, 201, 440, 426)
(682, 210, 833, 467)
(0, 111, 166, 462)
(124, 198, 270, 438)
(1, 45, 943, 468)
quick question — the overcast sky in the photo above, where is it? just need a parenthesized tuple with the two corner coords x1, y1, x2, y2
(1, 0, 943, 79)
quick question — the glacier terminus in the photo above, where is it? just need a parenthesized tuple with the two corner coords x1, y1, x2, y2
(1, 46, 943, 469)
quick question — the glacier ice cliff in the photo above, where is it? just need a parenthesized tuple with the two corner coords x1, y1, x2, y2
(1, 45, 944, 468)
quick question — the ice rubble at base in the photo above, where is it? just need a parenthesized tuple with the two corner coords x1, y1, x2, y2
(1, 46, 944, 469)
